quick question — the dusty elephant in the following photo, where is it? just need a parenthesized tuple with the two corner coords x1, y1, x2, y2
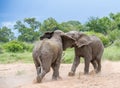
(32, 30, 75, 82)
(65, 31, 104, 76)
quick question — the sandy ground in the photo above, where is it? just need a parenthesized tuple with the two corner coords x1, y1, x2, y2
(0, 61, 120, 88)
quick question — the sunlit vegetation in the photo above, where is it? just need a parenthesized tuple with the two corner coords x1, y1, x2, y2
(0, 12, 120, 63)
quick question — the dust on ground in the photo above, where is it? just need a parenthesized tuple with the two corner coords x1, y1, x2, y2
(0, 61, 120, 88)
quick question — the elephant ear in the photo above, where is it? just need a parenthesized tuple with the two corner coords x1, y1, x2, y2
(75, 34, 92, 48)
(61, 34, 75, 51)
(40, 31, 54, 40)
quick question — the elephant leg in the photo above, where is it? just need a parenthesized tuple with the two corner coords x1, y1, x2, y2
(33, 58, 41, 75)
(37, 67, 41, 75)
(37, 58, 51, 83)
(68, 56, 80, 76)
(84, 58, 91, 74)
(37, 70, 46, 83)
(91, 60, 97, 71)
(96, 59, 101, 73)
(51, 59, 61, 80)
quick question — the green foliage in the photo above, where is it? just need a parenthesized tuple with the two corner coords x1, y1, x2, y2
(40, 17, 60, 33)
(3, 41, 34, 52)
(0, 45, 3, 54)
(108, 29, 120, 43)
(103, 46, 120, 61)
(85, 16, 113, 35)
(0, 52, 33, 64)
(60, 20, 83, 32)
(0, 45, 120, 64)
(109, 12, 120, 29)
(3, 40, 24, 52)
(85, 31, 110, 47)
(113, 39, 120, 47)
(14, 18, 41, 42)
(0, 26, 15, 42)
(62, 48, 74, 63)
(24, 18, 41, 29)
(22, 42, 34, 52)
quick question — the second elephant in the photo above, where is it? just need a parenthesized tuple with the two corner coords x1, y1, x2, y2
(66, 31, 104, 75)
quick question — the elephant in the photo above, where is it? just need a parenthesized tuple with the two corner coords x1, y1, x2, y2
(64, 31, 104, 76)
(32, 30, 75, 82)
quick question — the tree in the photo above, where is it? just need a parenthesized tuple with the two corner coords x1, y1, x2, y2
(24, 18, 41, 30)
(109, 12, 120, 30)
(86, 16, 112, 35)
(60, 20, 83, 32)
(14, 18, 41, 42)
(0, 26, 15, 42)
(40, 17, 60, 33)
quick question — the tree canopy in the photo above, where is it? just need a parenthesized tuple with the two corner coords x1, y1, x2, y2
(0, 26, 14, 42)
(1, 12, 120, 43)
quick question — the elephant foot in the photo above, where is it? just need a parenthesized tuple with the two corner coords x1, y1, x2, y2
(36, 76, 42, 83)
(89, 70, 96, 75)
(68, 72, 75, 76)
(52, 76, 62, 80)
(95, 70, 101, 74)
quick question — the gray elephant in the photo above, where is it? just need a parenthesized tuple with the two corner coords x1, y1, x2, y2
(65, 31, 104, 76)
(32, 30, 75, 82)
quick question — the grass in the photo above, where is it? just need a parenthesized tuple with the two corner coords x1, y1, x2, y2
(103, 46, 120, 61)
(0, 45, 120, 64)
(0, 51, 33, 64)
(62, 48, 74, 63)
(63, 46, 120, 63)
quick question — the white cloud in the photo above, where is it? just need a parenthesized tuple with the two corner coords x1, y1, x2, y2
(1, 21, 16, 28)
(1, 21, 19, 37)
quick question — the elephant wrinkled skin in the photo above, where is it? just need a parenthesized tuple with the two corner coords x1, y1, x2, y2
(32, 30, 75, 83)
(65, 31, 104, 76)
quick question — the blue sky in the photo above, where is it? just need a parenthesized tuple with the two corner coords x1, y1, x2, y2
(0, 0, 120, 28)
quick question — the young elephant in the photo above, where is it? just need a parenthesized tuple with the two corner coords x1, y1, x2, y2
(32, 30, 75, 82)
(65, 31, 104, 76)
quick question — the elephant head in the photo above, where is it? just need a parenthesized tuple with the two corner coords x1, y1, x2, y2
(40, 31, 54, 40)
(65, 31, 92, 48)
(40, 30, 75, 50)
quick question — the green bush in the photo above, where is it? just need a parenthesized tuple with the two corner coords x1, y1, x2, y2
(108, 29, 120, 43)
(85, 31, 110, 47)
(62, 48, 74, 63)
(0, 46, 3, 54)
(3, 40, 24, 52)
(103, 46, 120, 61)
(23, 42, 34, 52)
(113, 39, 120, 47)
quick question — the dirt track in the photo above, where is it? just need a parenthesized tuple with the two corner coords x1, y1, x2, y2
(0, 61, 120, 88)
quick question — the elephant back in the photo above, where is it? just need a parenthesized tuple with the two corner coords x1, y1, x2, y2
(40, 39, 62, 62)
(89, 35, 104, 57)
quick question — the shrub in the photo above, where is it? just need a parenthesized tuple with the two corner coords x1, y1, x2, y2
(3, 40, 24, 52)
(113, 39, 120, 47)
(0, 46, 3, 54)
(85, 31, 110, 47)
(108, 29, 120, 43)
(23, 42, 34, 52)
(61, 48, 74, 63)
(103, 46, 120, 61)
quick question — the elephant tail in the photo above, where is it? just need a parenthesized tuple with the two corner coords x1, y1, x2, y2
(37, 42, 44, 72)
(37, 56, 42, 66)
(37, 56, 43, 73)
